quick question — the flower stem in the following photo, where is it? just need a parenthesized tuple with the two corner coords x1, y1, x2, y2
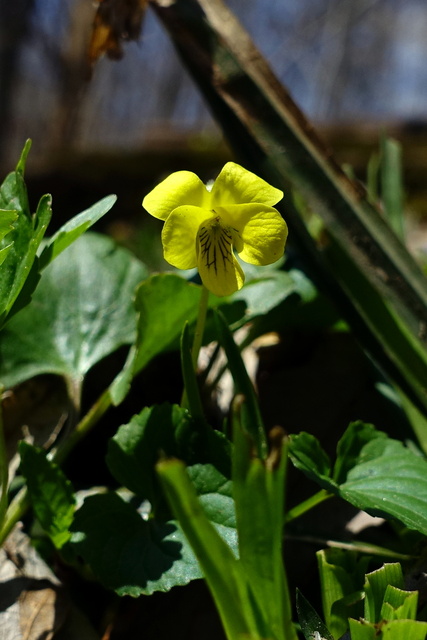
(285, 489, 332, 523)
(53, 387, 112, 465)
(0, 486, 30, 547)
(0, 393, 9, 531)
(191, 285, 210, 369)
(181, 285, 210, 408)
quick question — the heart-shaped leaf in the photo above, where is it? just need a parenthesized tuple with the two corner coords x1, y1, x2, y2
(290, 422, 427, 535)
(0, 233, 148, 395)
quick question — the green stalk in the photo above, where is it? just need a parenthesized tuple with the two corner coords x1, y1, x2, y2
(0, 392, 9, 530)
(181, 284, 209, 408)
(285, 489, 332, 523)
(191, 284, 210, 369)
(0, 486, 30, 547)
(53, 387, 112, 465)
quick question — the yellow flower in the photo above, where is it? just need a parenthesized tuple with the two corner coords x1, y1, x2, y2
(142, 162, 287, 297)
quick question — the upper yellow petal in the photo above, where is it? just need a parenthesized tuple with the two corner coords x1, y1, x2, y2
(210, 162, 283, 208)
(218, 204, 287, 266)
(143, 171, 209, 221)
(162, 205, 209, 269)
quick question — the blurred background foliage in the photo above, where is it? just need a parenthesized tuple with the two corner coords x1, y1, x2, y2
(2, 0, 427, 248)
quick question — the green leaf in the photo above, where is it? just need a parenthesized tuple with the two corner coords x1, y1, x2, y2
(0, 233, 148, 393)
(290, 423, 427, 535)
(232, 418, 295, 640)
(38, 195, 117, 269)
(134, 274, 202, 374)
(348, 563, 427, 640)
(289, 432, 334, 491)
(296, 589, 334, 640)
(0, 182, 51, 324)
(381, 586, 418, 622)
(215, 310, 267, 458)
(106, 404, 197, 507)
(0, 209, 17, 243)
(363, 563, 404, 623)
(332, 421, 387, 485)
(0, 141, 51, 322)
(71, 459, 237, 596)
(70, 491, 203, 596)
(316, 548, 367, 639)
(19, 441, 75, 548)
(228, 268, 315, 326)
(109, 274, 203, 404)
(156, 458, 257, 639)
(339, 438, 427, 533)
(75, 404, 237, 595)
(106, 403, 231, 515)
(380, 137, 404, 241)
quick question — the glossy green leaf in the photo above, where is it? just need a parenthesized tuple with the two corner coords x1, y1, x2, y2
(332, 422, 387, 485)
(156, 458, 257, 639)
(71, 458, 237, 596)
(381, 586, 418, 623)
(290, 423, 427, 536)
(0, 233, 148, 393)
(215, 310, 267, 458)
(72, 404, 237, 596)
(232, 418, 295, 640)
(316, 548, 367, 639)
(296, 589, 334, 640)
(19, 441, 75, 548)
(289, 432, 334, 491)
(38, 195, 117, 269)
(348, 563, 427, 640)
(0, 210, 17, 243)
(106, 403, 231, 515)
(380, 137, 404, 241)
(339, 438, 427, 533)
(364, 563, 403, 624)
(70, 491, 203, 596)
(133, 274, 202, 374)
(0, 181, 51, 325)
(106, 404, 196, 506)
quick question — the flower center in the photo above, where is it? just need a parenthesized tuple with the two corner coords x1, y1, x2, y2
(197, 215, 234, 275)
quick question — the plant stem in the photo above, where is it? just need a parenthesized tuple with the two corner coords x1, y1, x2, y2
(0, 393, 9, 530)
(285, 489, 331, 523)
(53, 387, 112, 465)
(0, 486, 30, 547)
(191, 285, 210, 369)
(181, 285, 209, 408)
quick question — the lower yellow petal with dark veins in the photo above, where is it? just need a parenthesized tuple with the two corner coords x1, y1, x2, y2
(196, 218, 244, 297)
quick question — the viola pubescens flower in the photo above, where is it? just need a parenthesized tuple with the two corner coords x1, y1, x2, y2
(143, 162, 287, 297)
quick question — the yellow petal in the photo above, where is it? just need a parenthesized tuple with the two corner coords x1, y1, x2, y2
(219, 204, 287, 265)
(162, 205, 208, 269)
(196, 218, 245, 296)
(143, 171, 209, 221)
(210, 162, 283, 208)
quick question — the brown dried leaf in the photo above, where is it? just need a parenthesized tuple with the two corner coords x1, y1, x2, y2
(0, 527, 68, 640)
(88, 0, 148, 66)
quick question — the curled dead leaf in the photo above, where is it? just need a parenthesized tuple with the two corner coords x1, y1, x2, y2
(89, 0, 149, 66)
